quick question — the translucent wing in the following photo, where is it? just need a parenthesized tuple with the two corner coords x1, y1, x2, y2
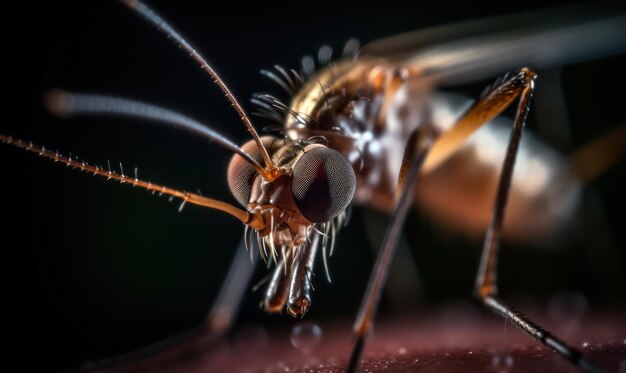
(362, 7, 626, 86)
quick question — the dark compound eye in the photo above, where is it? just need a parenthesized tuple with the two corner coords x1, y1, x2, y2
(227, 136, 277, 207)
(291, 147, 356, 223)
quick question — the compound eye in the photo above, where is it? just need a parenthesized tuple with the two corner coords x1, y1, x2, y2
(291, 147, 356, 223)
(227, 136, 277, 207)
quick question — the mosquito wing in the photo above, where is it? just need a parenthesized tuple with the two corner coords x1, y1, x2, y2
(361, 7, 626, 86)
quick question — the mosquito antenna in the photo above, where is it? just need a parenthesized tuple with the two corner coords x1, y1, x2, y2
(119, 0, 277, 178)
(45, 90, 267, 176)
(0, 134, 266, 230)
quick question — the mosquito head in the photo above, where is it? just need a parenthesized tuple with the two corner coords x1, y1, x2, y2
(228, 139, 355, 257)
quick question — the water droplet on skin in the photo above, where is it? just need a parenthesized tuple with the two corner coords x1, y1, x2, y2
(291, 323, 322, 352)
(491, 353, 514, 372)
(277, 361, 286, 367)
(582, 341, 589, 348)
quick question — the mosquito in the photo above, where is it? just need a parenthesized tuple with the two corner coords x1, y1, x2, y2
(2, 1, 625, 372)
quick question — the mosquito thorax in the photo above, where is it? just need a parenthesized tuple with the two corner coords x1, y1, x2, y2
(284, 57, 419, 212)
(287, 59, 392, 131)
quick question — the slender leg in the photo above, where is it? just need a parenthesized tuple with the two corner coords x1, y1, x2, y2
(347, 68, 534, 373)
(347, 68, 600, 373)
(361, 207, 424, 308)
(347, 145, 430, 373)
(474, 72, 602, 372)
(206, 238, 259, 333)
(81, 238, 257, 372)
(423, 68, 541, 174)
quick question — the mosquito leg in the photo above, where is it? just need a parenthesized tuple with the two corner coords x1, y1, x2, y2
(423, 68, 540, 173)
(473, 70, 602, 372)
(80, 238, 257, 372)
(347, 143, 430, 373)
(346, 66, 533, 371)
(206, 237, 259, 335)
(348, 67, 597, 373)
(361, 207, 424, 308)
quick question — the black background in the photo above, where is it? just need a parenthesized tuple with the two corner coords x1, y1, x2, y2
(2, 0, 625, 371)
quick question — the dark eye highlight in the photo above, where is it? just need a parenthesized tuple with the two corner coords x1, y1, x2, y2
(291, 147, 356, 223)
